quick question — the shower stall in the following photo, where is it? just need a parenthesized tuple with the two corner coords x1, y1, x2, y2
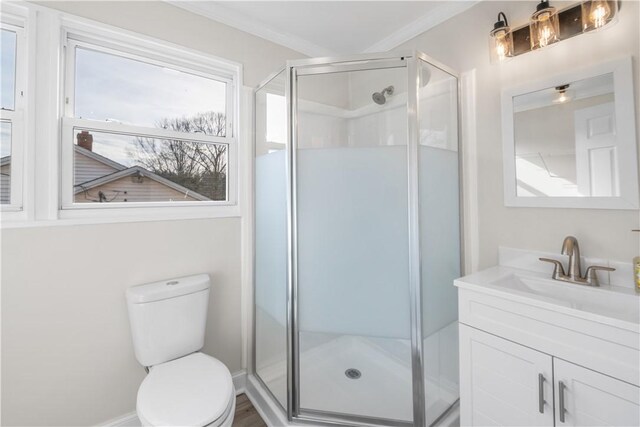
(253, 51, 462, 426)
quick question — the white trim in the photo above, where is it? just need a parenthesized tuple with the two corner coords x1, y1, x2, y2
(0, 14, 29, 217)
(63, 118, 233, 146)
(239, 87, 254, 374)
(502, 56, 639, 210)
(232, 369, 248, 395)
(245, 375, 290, 427)
(461, 69, 480, 274)
(167, 1, 334, 58)
(97, 412, 139, 427)
(363, 1, 480, 53)
(2, 207, 240, 229)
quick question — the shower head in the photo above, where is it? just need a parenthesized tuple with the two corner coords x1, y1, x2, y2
(372, 85, 394, 105)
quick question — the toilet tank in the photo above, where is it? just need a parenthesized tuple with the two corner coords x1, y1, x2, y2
(126, 274, 210, 367)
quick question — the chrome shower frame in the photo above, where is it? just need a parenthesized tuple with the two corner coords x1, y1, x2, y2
(252, 50, 465, 427)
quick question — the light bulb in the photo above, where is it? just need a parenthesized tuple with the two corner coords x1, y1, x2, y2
(489, 12, 513, 62)
(495, 31, 510, 60)
(530, 1, 559, 50)
(537, 12, 554, 47)
(590, 0, 611, 29)
(552, 85, 572, 104)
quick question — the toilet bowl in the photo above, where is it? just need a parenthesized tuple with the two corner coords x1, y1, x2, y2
(136, 352, 235, 427)
(126, 275, 236, 427)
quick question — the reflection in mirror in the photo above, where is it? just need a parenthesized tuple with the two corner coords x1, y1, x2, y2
(513, 73, 617, 198)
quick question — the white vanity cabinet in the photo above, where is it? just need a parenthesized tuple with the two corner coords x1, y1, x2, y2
(460, 325, 640, 426)
(456, 265, 640, 427)
(553, 358, 640, 427)
(460, 325, 554, 426)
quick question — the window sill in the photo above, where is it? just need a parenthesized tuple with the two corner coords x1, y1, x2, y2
(1, 205, 241, 228)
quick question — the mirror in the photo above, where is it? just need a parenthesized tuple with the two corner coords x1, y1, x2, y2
(502, 57, 639, 209)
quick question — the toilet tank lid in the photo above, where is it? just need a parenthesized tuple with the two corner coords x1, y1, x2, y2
(127, 274, 210, 304)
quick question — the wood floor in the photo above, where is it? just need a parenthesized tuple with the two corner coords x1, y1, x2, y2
(233, 394, 267, 427)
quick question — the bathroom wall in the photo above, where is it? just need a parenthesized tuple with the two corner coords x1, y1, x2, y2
(33, 1, 305, 88)
(398, 0, 640, 268)
(1, 2, 304, 426)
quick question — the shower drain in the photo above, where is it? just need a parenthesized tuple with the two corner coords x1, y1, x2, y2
(345, 368, 362, 379)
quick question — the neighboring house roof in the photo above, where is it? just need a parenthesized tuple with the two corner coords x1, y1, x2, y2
(74, 165, 211, 201)
(1, 148, 212, 202)
(74, 145, 125, 171)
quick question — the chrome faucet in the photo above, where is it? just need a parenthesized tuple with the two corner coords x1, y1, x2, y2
(539, 236, 614, 286)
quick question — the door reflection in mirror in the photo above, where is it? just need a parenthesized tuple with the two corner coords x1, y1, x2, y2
(513, 73, 617, 198)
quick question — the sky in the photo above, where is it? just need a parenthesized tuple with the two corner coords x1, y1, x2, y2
(1, 29, 16, 158)
(75, 47, 226, 129)
(72, 46, 228, 167)
(0, 36, 228, 175)
(1, 29, 16, 112)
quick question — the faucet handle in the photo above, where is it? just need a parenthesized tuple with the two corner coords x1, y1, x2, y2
(539, 257, 566, 279)
(584, 265, 615, 286)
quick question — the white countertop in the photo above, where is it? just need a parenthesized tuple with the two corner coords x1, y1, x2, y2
(455, 265, 640, 333)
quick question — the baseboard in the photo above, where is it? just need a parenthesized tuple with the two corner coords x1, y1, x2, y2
(245, 374, 289, 427)
(98, 369, 248, 427)
(98, 412, 140, 427)
(233, 369, 247, 395)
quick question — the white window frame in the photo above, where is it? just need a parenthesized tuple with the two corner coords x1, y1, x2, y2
(59, 19, 242, 220)
(0, 13, 29, 217)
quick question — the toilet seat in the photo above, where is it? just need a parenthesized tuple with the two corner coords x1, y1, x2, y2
(137, 352, 235, 427)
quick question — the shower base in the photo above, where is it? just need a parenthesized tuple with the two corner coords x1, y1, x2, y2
(257, 323, 459, 425)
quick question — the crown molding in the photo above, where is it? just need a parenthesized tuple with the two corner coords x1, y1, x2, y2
(167, 1, 336, 57)
(363, 1, 480, 53)
(168, 1, 480, 57)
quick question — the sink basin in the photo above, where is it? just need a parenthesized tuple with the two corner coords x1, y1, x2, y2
(489, 273, 640, 326)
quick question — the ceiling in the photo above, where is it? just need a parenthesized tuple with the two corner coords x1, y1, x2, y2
(170, 1, 479, 57)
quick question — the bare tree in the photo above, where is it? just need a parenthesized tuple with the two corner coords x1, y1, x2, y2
(132, 112, 227, 200)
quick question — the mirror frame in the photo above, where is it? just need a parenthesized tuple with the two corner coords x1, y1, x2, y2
(501, 56, 639, 209)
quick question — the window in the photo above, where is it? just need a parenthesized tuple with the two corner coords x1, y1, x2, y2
(61, 32, 238, 211)
(1, 22, 26, 210)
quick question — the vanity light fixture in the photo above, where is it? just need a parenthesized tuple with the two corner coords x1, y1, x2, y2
(490, 12, 514, 62)
(490, 0, 618, 61)
(530, 0, 560, 49)
(552, 84, 572, 104)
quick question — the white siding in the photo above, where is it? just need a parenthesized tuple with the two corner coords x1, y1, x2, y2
(1, 163, 11, 204)
(74, 151, 120, 185)
(74, 175, 200, 203)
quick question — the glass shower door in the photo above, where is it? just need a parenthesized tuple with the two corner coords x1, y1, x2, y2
(254, 70, 288, 409)
(417, 58, 461, 425)
(294, 64, 414, 424)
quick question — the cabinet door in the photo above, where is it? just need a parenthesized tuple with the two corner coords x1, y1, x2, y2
(460, 325, 554, 426)
(554, 359, 640, 426)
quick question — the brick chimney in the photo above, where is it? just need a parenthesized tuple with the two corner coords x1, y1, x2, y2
(77, 130, 93, 151)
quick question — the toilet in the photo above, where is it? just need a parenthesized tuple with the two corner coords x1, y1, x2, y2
(126, 274, 235, 427)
